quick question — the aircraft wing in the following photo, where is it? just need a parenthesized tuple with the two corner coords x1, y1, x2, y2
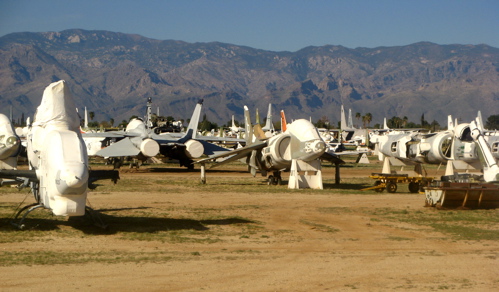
(198, 140, 233, 156)
(95, 137, 140, 157)
(195, 141, 267, 167)
(193, 135, 245, 143)
(320, 152, 345, 165)
(82, 131, 127, 138)
(0, 169, 38, 181)
(0, 169, 38, 187)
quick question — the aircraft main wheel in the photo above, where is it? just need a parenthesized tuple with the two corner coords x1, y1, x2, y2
(276, 177, 282, 185)
(374, 180, 384, 192)
(268, 175, 274, 185)
(408, 182, 420, 193)
(386, 182, 397, 193)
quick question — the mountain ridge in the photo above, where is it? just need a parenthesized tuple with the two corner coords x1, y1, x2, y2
(0, 29, 497, 127)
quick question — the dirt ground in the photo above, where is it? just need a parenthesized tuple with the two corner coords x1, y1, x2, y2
(0, 161, 497, 291)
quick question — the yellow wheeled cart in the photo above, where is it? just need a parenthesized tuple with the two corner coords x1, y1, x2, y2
(361, 173, 435, 193)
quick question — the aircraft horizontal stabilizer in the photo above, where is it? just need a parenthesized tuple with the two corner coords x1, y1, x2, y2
(96, 137, 141, 157)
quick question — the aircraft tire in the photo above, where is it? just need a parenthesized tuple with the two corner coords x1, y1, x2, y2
(268, 175, 274, 185)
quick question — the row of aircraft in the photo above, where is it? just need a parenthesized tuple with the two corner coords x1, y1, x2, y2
(83, 98, 242, 170)
(369, 113, 499, 182)
(1, 80, 497, 228)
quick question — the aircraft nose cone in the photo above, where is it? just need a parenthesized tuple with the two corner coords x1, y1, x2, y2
(60, 167, 88, 189)
(305, 140, 326, 154)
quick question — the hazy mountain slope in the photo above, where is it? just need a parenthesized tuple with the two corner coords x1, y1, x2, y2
(0, 29, 497, 126)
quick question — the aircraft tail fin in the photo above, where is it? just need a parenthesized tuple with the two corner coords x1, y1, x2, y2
(476, 111, 484, 130)
(340, 105, 347, 131)
(383, 118, 389, 130)
(262, 104, 274, 131)
(348, 109, 354, 129)
(84, 107, 88, 129)
(180, 99, 203, 142)
(280, 110, 287, 132)
(253, 124, 267, 140)
(447, 115, 454, 131)
(244, 106, 254, 145)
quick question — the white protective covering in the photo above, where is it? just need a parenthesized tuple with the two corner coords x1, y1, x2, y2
(0, 114, 16, 136)
(32, 80, 80, 132)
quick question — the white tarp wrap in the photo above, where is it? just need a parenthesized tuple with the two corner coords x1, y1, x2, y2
(33, 80, 80, 131)
(0, 114, 15, 135)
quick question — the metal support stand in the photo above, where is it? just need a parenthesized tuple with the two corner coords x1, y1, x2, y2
(200, 163, 206, 184)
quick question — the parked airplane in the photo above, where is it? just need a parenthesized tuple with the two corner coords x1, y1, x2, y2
(227, 115, 244, 136)
(370, 113, 499, 179)
(89, 99, 242, 169)
(340, 105, 368, 145)
(0, 80, 118, 228)
(0, 114, 21, 171)
(196, 105, 344, 188)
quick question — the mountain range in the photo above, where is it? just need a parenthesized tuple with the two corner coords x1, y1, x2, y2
(0, 29, 498, 127)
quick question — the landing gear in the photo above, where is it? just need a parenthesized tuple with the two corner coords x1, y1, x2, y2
(10, 203, 45, 230)
(267, 172, 282, 185)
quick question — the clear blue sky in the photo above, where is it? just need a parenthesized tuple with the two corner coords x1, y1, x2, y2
(1, 0, 497, 52)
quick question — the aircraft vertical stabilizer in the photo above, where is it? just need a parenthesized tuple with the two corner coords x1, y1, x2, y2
(280, 110, 287, 132)
(181, 99, 203, 141)
(447, 115, 454, 131)
(348, 109, 354, 129)
(262, 104, 274, 132)
(84, 107, 88, 129)
(340, 105, 347, 131)
(244, 106, 254, 144)
(383, 118, 389, 130)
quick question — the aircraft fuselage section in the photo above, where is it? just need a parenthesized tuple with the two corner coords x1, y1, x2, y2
(29, 127, 89, 216)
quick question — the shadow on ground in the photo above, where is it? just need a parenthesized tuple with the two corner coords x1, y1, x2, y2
(0, 206, 254, 235)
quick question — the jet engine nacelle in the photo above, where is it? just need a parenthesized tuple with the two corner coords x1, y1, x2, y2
(261, 134, 291, 169)
(417, 132, 453, 164)
(184, 139, 204, 159)
(135, 138, 160, 158)
(39, 130, 89, 216)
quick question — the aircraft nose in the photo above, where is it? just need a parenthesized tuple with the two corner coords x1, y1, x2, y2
(58, 166, 89, 189)
(305, 140, 326, 154)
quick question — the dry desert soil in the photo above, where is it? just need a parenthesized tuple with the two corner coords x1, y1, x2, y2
(0, 160, 498, 291)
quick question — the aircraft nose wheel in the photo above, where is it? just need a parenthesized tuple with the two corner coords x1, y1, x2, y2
(267, 175, 282, 185)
